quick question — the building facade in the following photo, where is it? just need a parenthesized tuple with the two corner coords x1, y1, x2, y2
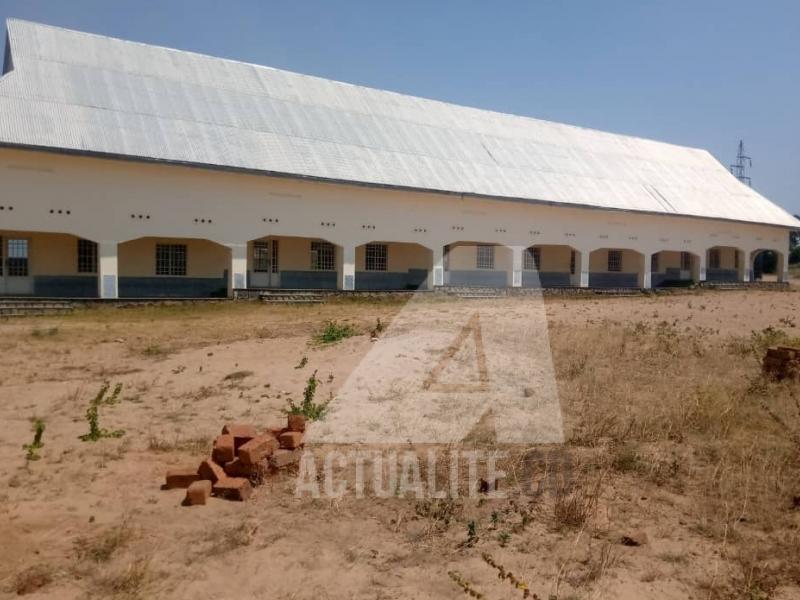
(0, 20, 797, 298)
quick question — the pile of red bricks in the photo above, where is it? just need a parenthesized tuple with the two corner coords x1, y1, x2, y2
(763, 346, 800, 381)
(163, 414, 306, 505)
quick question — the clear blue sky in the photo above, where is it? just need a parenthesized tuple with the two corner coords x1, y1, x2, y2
(2, 0, 798, 216)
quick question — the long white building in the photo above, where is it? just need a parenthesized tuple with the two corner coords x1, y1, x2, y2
(0, 19, 797, 298)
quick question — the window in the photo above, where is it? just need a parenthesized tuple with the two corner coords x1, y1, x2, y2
(253, 241, 270, 272)
(570, 250, 576, 275)
(476, 245, 495, 270)
(523, 247, 540, 271)
(6, 239, 29, 277)
(77, 239, 98, 273)
(709, 249, 720, 270)
(651, 253, 659, 273)
(155, 244, 187, 276)
(365, 243, 388, 271)
(734, 250, 739, 269)
(681, 252, 692, 271)
(310, 241, 335, 271)
(607, 250, 622, 272)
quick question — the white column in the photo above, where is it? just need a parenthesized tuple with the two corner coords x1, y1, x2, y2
(98, 241, 119, 299)
(510, 245, 523, 287)
(578, 248, 590, 287)
(778, 251, 789, 283)
(698, 250, 707, 282)
(740, 249, 751, 282)
(430, 245, 444, 289)
(227, 244, 248, 297)
(339, 244, 356, 291)
(643, 252, 653, 289)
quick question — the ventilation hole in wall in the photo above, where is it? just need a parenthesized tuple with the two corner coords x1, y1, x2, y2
(530, 230, 541, 235)
(413, 227, 428, 233)
(451, 225, 464, 231)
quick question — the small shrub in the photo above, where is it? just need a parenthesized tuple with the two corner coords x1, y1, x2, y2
(553, 474, 604, 530)
(22, 418, 46, 461)
(294, 356, 308, 369)
(79, 383, 125, 442)
(285, 370, 330, 421)
(314, 321, 357, 344)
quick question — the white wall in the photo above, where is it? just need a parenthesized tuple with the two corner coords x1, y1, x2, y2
(0, 147, 791, 285)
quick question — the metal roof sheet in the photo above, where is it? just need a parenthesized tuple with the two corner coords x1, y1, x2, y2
(1, 19, 797, 228)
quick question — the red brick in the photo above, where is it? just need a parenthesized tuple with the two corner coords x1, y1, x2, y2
(198, 459, 226, 484)
(223, 458, 267, 480)
(213, 477, 252, 501)
(221, 423, 258, 449)
(184, 480, 212, 505)
(269, 448, 303, 469)
(238, 434, 279, 466)
(212, 434, 235, 465)
(164, 467, 201, 489)
(287, 414, 306, 432)
(279, 431, 304, 450)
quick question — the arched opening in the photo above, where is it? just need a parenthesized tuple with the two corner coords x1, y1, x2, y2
(522, 244, 580, 287)
(751, 249, 784, 282)
(706, 246, 744, 282)
(354, 241, 432, 290)
(0, 230, 99, 297)
(588, 248, 644, 288)
(443, 242, 512, 287)
(650, 250, 700, 287)
(118, 236, 229, 298)
(246, 235, 340, 290)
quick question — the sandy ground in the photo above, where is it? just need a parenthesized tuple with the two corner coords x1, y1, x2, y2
(0, 290, 798, 599)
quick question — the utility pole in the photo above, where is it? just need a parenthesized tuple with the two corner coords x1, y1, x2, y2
(729, 140, 752, 186)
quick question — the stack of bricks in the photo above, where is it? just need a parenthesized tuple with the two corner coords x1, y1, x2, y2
(762, 346, 800, 381)
(163, 414, 306, 505)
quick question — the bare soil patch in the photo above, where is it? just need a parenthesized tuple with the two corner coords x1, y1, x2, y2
(1, 290, 799, 599)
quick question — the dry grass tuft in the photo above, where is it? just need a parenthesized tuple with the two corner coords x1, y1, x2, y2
(13, 564, 53, 595)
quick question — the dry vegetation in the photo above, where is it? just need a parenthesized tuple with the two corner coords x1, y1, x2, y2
(0, 290, 799, 599)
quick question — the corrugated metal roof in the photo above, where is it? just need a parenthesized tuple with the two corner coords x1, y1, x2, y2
(1, 19, 797, 228)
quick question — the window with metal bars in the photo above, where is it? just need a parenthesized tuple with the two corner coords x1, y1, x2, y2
(253, 241, 270, 272)
(6, 239, 29, 276)
(523, 247, 540, 270)
(77, 239, 98, 273)
(310, 241, 335, 271)
(155, 244, 187, 276)
(607, 250, 622, 272)
(476, 245, 494, 269)
(681, 252, 692, 271)
(734, 250, 739, 269)
(365, 243, 388, 271)
(651, 253, 659, 273)
(0, 236, 3, 276)
(570, 250, 576, 275)
(709, 249, 721, 269)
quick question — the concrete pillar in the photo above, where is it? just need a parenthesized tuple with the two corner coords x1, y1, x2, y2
(430, 245, 444, 289)
(510, 245, 523, 287)
(227, 244, 248, 297)
(778, 251, 789, 283)
(98, 241, 119, 299)
(698, 251, 707, 282)
(578, 248, 590, 287)
(643, 252, 653, 289)
(740, 249, 751, 282)
(339, 244, 356, 291)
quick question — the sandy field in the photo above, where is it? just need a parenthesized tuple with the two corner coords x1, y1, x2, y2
(1, 289, 799, 599)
